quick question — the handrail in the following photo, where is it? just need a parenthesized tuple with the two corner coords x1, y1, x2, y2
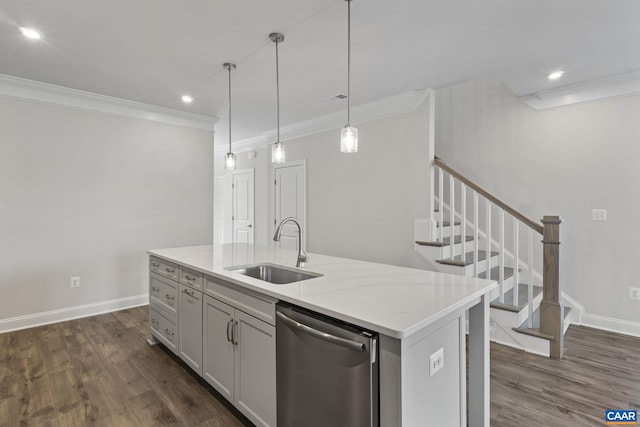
(434, 156, 543, 235)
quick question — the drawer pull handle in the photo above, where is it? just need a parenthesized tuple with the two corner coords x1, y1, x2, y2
(151, 286, 160, 292)
(151, 262, 160, 268)
(151, 318, 159, 326)
(184, 274, 192, 280)
(165, 268, 175, 274)
(165, 294, 175, 301)
(164, 328, 174, 337)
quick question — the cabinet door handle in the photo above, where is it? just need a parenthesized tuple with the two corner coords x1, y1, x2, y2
(165, 294, 174, 301)
(226, 319, 233, 342)
(232, 320, 239, 346)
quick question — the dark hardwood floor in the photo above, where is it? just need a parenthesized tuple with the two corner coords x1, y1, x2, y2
(0, 306, 250, 427)
(0, 306, 638, 426)
(490, 325, 640, 426)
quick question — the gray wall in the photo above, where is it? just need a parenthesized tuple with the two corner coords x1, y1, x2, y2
(218, 99, 431, 269)
(436, 77, 640, 324)
(0, 96, 213, 320)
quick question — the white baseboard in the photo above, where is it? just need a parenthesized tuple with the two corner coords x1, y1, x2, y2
(0, 294, 149, 334)
(579, 314, 640, 338)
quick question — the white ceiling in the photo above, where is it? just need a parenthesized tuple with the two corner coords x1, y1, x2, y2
(2, 0, 640, 144)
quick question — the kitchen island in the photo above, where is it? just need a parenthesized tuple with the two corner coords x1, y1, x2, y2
(147, 244, 496, 427)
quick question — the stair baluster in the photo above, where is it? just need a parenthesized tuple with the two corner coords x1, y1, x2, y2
(449, 175, 455, 260)
(473, 192, 479, 277)
(528, 228, 534, 328)
(438, 168, 444, 242)
(461, 183, 467, 260)
(513, 219, 520, 307)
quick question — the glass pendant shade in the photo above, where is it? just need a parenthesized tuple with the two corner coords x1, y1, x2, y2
(271, 141, 286, 163)
(225, 152, 236, 170)
(340, 124, 358, 153)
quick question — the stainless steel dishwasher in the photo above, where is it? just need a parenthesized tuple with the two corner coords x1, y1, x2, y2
(276, 302, 379, 427)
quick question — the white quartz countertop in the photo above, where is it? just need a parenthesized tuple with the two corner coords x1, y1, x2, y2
(148, 244, 497, 339)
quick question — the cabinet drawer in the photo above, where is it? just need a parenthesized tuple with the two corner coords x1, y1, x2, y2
(180, 267, 203, 291)
(150, 272, 179, 317)
(150, 256, 179, 281)
(205, 277, 276, 326)
(150, 306, 178, 354)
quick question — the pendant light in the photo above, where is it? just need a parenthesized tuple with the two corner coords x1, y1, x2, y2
(224, 62, 237, 170)
(270, 32, 286, 163)
(341, 0, 358, 153)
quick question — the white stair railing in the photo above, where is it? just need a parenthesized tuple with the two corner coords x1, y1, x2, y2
(433, 157, 564, 358)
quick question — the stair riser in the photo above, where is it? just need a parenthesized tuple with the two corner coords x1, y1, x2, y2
(436, 255, 500, 276)
(415, 241, 478, 261)
(439, 240, 477, 258)
(491, 291, 543, 328)
(490, 323, 550, 357)
(434, 224, 462, 237)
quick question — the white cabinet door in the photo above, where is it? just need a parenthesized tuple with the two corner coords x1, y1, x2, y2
(203, 295, 235, 401)
(234, 310, 276, 427)
(179, 284, 203, 375)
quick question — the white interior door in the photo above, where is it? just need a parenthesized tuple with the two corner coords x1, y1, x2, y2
(232, 169, 254, 244)
(273, 162, 306, 252)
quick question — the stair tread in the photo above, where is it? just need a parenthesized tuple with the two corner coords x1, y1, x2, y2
(437, 250, 499, 267)
(490, 284, 543, 312)
(477, 266, 515, 281)
(415, 235, 475, 247)
(512, 307, 572, 340)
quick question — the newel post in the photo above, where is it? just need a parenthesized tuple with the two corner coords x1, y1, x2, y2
(540, 216, 563, 359)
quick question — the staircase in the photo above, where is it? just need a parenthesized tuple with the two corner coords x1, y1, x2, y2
(415, 157, 578, 358)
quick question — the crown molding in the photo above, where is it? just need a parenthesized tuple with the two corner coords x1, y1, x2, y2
(216, 89, 429, 153)
(0, 74, 217, 131)
(520, 70, 640, 110)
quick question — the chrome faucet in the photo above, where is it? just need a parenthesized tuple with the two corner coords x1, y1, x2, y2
(273, 217, 307, 267)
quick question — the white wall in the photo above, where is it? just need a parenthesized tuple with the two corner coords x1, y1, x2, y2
(217, 99, 431, 269)
(0, 96, 213, 324)
(436, 77, 640, 326)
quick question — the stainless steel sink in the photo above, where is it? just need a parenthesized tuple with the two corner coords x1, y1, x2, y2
(226, 263, 322, 285)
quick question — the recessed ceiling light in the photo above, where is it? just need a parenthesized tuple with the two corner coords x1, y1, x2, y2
(20, 27, 41, 40)
(548, 71, 564, 80)
(181, 95, 193, 104)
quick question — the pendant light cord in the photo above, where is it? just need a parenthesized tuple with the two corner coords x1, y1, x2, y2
(347, 0, 351, 125)
(228, 66, 232, 153)
(276, 39, 281, 143)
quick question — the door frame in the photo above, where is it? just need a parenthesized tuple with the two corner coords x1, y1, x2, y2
(269, 159, 307, 248)
(228, 167, 255, 245)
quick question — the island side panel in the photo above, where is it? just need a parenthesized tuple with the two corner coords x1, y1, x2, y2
(468, 294, 490, 427)
(379, 335, 402, 426)
(380, 309, 466, 427)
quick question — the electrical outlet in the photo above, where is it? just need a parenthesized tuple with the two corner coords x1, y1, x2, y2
(429, 347, 444, 376)
(592, 209, 607, 221)
(70, 276, 80, 288)
(629, 287, 640, 300)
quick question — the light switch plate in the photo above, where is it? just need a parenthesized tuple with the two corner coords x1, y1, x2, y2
(429, 347, 444, 376)
(592, 209, 607, 221)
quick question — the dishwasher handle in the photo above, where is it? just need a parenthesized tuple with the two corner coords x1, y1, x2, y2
(277, 311, 366, 352)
